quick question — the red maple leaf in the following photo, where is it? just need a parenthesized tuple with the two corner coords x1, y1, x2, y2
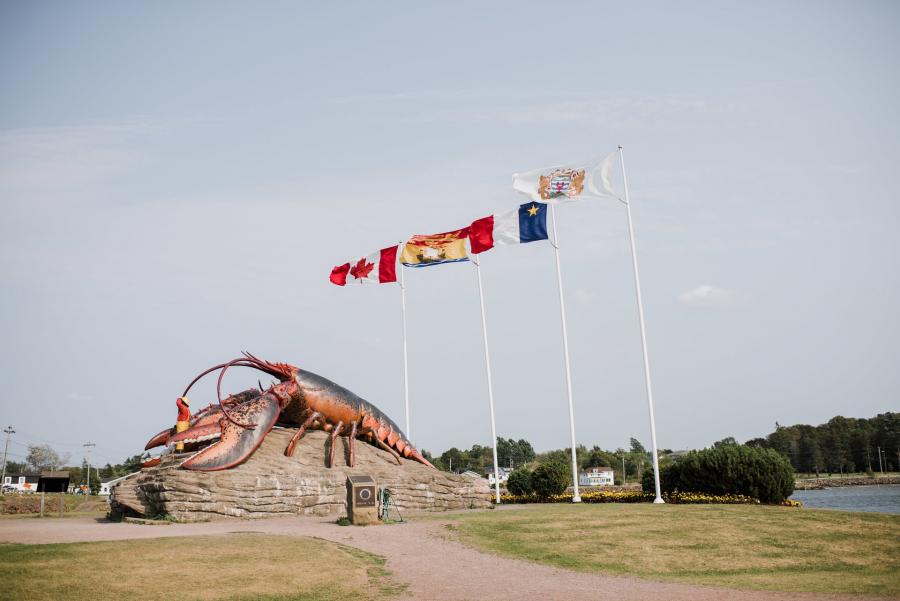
(349, 258, 375, 280)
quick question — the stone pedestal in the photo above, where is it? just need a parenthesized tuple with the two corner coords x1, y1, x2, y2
(110, 427, 491, 520)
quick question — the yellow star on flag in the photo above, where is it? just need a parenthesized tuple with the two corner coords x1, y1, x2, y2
(527, 204, 540, 217)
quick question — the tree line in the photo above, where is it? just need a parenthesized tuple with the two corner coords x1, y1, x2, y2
(3, 444, 143, 492)
(425, 412, 898, 483)
(426, 437, 655, 484)
(745, 412, 898, 475)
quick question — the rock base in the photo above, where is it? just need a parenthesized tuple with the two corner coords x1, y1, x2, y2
(110, 427, 491, 520)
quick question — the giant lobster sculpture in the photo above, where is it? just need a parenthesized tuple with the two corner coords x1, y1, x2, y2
(144, 353, 433, 471)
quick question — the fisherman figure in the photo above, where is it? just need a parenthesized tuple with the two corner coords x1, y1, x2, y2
(175, 396, 190, 452)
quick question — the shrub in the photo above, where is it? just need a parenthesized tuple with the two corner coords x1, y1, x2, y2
(1, 496, 43, 514)
(643, 444, 795, 504)
(506, 466, 533, 496)
(499, 490, 802, 506)
(531, 461, 569, 499)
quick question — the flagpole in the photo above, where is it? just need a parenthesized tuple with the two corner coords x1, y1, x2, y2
(472, 255, 502, 504)
(618, 145, 664, 504)
(398, 248, 411, 440)
(548, 204, 581, 503)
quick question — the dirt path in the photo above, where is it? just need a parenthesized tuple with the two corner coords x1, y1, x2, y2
(0, 514, 890, 601)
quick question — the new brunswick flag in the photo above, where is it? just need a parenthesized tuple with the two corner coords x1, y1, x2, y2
(400, 228, 469, 267)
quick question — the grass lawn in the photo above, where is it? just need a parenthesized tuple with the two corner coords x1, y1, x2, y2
(0, 533, 404, 601)
(445, 504, 900, 596)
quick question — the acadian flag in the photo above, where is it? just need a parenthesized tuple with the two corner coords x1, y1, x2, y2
(330, 245, 399, 286)
(400, 228, 469, 267)
(512, 151, 619, 203)
(469, 202, 549, 254)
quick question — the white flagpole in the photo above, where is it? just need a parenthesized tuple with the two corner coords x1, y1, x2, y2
(472, 255, 502, 504)
(618, 145, 664, 504)
(549, 204, 581, 503)
(398, 247, 411, 440)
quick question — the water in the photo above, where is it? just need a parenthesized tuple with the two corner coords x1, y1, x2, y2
(790, 484, 900, 514)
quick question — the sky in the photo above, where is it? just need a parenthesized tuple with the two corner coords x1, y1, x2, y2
(1, 1, 898, 469)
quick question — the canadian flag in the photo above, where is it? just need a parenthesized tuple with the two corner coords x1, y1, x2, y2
(330, 245, 398, 286)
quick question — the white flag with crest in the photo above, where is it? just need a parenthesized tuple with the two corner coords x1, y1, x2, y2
(512, 151, 619, 203)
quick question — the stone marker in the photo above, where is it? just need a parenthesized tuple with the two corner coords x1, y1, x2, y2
(346, 475, 378, 525)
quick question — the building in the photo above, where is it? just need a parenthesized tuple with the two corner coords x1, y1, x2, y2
(2, 473, 40, 493)
(99, 473, 139, 496)
(579, 466, 614, 486)
(484, 467, 514, 486)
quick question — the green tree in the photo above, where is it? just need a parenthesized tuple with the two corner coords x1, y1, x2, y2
(439, 447, 464, 472)
(496, 438, 536, 468)
(582, 446, 618, 471)
(531, 461, 569, 499)
(646, 444, 794, 503)
(121, 454, 143, 474)
(797, 428, 824, 475)
(506, 466, 533, 496)
(3, 460, 26, 474)
(629, 438, 646, 454)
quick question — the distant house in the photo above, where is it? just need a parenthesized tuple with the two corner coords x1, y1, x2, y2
(460, 470, 482, 479)
(484, 467, 514, 486)
(665, 450, 691, 459)
(2, 473, 40, 493)
(579, 466, 614, 486)
(99, 473, 139, 496)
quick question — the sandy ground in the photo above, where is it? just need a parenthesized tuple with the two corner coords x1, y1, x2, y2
(0, 513, 891, 601)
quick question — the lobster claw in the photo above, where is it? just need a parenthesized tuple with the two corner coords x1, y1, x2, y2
(145, 427, 175, 451)
(180, 393, 281, 471)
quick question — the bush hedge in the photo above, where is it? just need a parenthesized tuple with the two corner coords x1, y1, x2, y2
(643, 444, 794, 503)
(531, 461, 569, 499)
(500, 490, 802, 506)
(506, 466, 533, 496)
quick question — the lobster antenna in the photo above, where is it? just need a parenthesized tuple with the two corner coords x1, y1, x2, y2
(179, 352, 297, 429)
(216, 358, 259, 430)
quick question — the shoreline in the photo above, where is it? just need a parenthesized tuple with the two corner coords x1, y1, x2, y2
(793, 476, 900, 490)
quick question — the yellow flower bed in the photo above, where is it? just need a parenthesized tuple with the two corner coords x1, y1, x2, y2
(499, 490, 802, 507)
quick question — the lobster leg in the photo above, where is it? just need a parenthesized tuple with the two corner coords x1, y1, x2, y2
(285, 411, 321, 457)
(374, 436, 403, 465)
(348, 421, 358, 467)
(328, 421, 344, 467)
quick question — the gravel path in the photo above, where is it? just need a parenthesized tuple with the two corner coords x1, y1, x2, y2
(0, 514, 890, 601)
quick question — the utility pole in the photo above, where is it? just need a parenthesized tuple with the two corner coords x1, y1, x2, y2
(621, 453, 627, 486)
(1, 427, 14, 495)
(83, 442, 95, 494)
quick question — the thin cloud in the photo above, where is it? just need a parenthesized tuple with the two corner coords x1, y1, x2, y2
(574, 288, 596, 304)
(678, 285, 735, 307)
(0, 118, 167, 205)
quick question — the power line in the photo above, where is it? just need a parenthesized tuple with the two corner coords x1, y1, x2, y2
(1, 426, 15, 495)
(10, 432, 124, 464)
(83, 442, 96, 492)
